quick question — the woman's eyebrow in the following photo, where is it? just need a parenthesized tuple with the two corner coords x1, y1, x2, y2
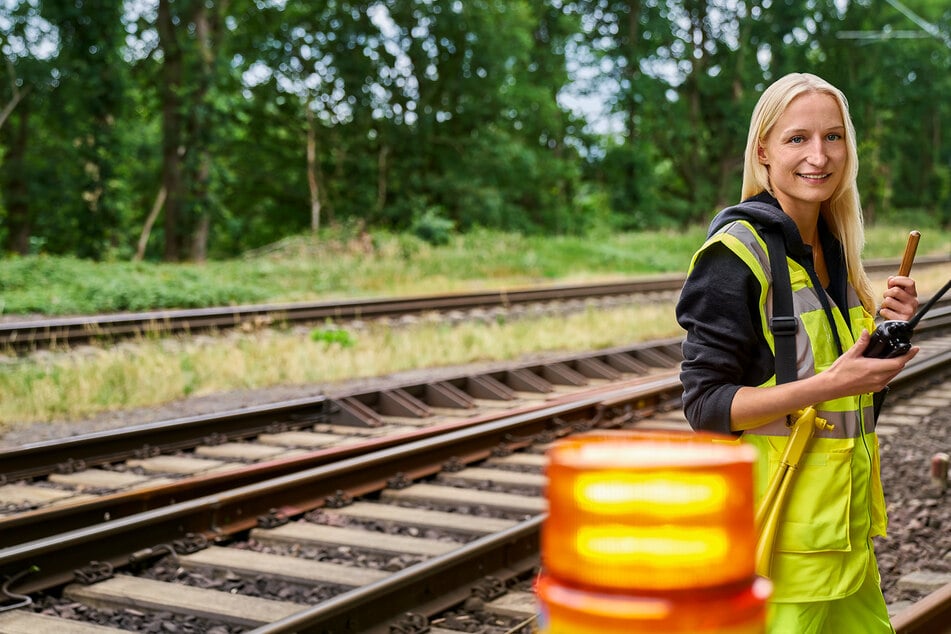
(778, 125, 845, 136)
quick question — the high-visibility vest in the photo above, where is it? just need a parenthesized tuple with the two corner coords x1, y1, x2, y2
(689, 219, 887, 603)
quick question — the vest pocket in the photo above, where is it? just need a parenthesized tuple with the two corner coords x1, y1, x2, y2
(765, 440, 853, 553)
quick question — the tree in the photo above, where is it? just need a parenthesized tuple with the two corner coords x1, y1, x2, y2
(41, 0, 128, 259)
(0, 1, 56, 254)
(141, 0, 239, 261)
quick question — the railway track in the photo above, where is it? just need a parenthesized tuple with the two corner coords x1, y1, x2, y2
(0, 338, 686, 542)
(0, 294, 948, 631)
(2, 255, 947, 352)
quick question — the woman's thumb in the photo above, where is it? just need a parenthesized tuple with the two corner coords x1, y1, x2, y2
(851, 329, 871, 355)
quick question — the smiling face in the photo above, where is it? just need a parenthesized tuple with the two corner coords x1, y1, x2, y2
(757, 91, 847, 219)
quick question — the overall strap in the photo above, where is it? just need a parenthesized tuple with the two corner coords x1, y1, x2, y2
(762, 229, 798, 385)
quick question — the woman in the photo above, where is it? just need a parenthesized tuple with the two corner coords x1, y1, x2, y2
(676, 73, 919, 633)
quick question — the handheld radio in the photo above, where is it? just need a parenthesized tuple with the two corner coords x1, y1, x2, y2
(864, 278, 951, 359)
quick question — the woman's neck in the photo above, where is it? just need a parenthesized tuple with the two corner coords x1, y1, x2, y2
(773, 193, 820, 245)
(773, 193, 828, 286)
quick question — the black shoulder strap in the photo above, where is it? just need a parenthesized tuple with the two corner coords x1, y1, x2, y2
(762, 229, 798, 385)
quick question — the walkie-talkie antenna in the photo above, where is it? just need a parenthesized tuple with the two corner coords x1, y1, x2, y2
(908, 279, 951, 329)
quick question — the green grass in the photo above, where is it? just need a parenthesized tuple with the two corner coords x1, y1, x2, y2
(0, 303, 682, 426)
(2, 225, 947, 317)
(0, 224, 948, 428)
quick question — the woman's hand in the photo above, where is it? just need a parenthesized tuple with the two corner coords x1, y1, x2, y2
(880, 276, 918, 321)
(825, 330, 919, 395)
(729, 330, 919, 431)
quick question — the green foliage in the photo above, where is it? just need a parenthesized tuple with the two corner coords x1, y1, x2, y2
(0, 0, 949, 259)
(0, 256, 268, 315)
(411, 208, 456, 246)
(868, 209, 947, 232)
(310, 323, 357, 348)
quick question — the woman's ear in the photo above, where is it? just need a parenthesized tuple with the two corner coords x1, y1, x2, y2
(757, 143, 769, 165)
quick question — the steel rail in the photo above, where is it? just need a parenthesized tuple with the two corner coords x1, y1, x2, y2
(0, 339, 946, 629)
(247, 516, 544, 634)
(4, 295, 947, 485)
(885, 329, 951, 634)
(4, 295, 946, 485)
(236, 345, 951, 634)
(2, 343, 946, 594)
(0, 276, 685, 349)
(0, 375, 681, 595)
(892, 581, 951, 633)
(0, 395, 333, 482)
(2, 255, 946, 350)
(212, 347, 951, 634)
(915, 304, 951, 329)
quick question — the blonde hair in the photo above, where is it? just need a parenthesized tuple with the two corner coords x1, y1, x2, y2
(741, 73, 875, 313)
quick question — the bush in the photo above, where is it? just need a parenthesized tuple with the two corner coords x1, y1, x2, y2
(411, 208, 455, 246)
(310, 323, 356, 347)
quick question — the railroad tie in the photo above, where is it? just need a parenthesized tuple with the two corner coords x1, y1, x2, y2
(64, 576, 304, 628)
(329, 501, 518, 534)
(0, 611, 124, 633)
(250, 521, 460, 557)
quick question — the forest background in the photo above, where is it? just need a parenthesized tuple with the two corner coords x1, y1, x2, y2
(1, 0, 950, 267)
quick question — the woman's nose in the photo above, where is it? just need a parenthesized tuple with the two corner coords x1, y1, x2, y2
(806, 138, 828, 166)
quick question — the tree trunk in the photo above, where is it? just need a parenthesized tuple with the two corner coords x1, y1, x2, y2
(306, 102, 322, 232)
(191, 142, 211, 261)
(376, 143, 389, 214)
(157, 0, 185, 261)
(0, 81, 29, 131)
(624, 0, 641, 141)
(680, 0, 708, 201)
(3, 102, 32, 254)
(191, 212, 210, 261)
(134, 186, 167, 261)
(186, 0, 222, 261)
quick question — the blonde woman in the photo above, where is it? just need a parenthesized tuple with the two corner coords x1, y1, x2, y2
(676, 73, 918, 632)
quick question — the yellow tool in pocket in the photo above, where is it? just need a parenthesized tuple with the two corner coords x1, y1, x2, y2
(754, 406, 834, 578)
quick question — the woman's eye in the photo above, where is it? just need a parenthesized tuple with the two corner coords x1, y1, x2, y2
(789, 136, 804, 144)
(826, 133, 842, 141)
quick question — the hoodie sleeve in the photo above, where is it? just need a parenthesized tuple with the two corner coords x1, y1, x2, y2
(675, 241, 773, 435)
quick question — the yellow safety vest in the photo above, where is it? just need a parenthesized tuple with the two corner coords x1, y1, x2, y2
(690, 219, 887, 603)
